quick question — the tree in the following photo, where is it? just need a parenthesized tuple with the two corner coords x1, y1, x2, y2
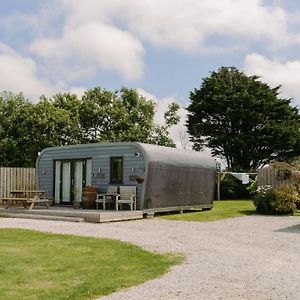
(0, 92, 33, 166)
(187, 66, 300, 171)
(52, 87, 180, 146)
(148, 102, 181, 147)
(0, 92, 78, 167)
(0, 87, 180, 167)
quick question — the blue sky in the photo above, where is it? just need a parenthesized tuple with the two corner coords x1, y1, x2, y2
(1, 0, 300, 146)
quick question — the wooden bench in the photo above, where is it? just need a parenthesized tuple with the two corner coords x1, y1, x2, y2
(1, 190, 50, 210)
(2, 198, 29, 209)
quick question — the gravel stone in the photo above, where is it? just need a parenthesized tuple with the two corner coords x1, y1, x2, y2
(0, 215, 300, 299)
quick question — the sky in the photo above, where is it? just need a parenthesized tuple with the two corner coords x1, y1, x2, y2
(0, 0, 300, 147)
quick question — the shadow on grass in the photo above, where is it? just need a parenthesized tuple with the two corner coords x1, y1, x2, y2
(238, 209, 256, 216)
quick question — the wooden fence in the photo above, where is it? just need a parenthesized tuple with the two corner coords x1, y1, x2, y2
(257, 167, 288, 188)
(0, 168, 36, 199)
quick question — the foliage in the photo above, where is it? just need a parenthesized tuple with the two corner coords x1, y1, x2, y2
(0, 88, 180, 167)
(219, 175, 251, 200)
(247, 181, 258, 197)
(292, 156, 300, 168)
(253, 185, 297, 215)
(291, 172, 300, 208)
(164, 102, 180, 127)
(161, 200, 255, 222)
(0, 92, 78, 167)
(253, 185, 276, 214)
(268, 161, 300, 208)
(187, 66, 300, 171)
(273, 185, 298, 214)
(0, 228, 182, 300)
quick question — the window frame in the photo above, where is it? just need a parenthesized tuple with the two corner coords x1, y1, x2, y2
(110, 157, 123, 184)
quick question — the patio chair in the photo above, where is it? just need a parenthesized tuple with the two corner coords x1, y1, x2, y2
(96, 186, 118, 210)
(116, 186, 136, 211)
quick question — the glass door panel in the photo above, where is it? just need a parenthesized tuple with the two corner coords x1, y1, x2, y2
(62, 162, 71, 203)
(74, 161, 83, 202)
(86, 159, 92, 186)
(54, 161, 61, 204)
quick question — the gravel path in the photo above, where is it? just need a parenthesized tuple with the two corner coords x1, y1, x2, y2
(1, 215, 300, 299)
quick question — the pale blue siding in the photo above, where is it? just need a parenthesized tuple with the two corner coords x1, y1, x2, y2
(37, 143, 145, 209)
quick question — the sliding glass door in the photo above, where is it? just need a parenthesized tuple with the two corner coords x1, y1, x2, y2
(54, 159, 92, 205)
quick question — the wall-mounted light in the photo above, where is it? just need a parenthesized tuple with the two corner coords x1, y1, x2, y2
(134, 152, 140, 158)
(131, 167, 135, 172)
(98, 167, 101, 173)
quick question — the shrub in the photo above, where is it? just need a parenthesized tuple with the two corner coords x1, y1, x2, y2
(291, 172, 300, 209)
(253, 185, 275, 214)
(247, 181, 257, 197)
(253, 184, 297, 215)
(273, 185, 297, 214)
(218, 175, 251, 200)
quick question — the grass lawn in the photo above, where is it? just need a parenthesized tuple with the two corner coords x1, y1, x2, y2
(161, 200, 256, 222)
(294, 210, 300, 216)
(0, 229, 182, 300)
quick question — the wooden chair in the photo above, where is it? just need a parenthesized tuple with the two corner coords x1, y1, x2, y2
(96, 186, 118, 210)
(116, 186, 136, 211)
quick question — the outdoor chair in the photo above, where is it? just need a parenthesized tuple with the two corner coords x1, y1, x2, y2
(116, 186, 136, 211)
(96, 186, 118, 210)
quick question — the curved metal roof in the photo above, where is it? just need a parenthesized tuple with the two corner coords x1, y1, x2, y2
(136, 143, 216, 169)
(38, 142, 216, 170)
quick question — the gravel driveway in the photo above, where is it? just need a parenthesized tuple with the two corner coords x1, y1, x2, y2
(0, 215, 300, 299)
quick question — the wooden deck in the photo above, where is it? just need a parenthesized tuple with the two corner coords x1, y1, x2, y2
(0, 207, 143, 223)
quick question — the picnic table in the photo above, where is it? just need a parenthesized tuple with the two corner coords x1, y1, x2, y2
(1, 190, 49, 210)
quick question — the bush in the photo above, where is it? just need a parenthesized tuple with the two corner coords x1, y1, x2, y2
(291, 172, 300, 209)
(247, 181, 257, 197)
(273, 185, 297, 214)
(253, 185, 275, 214)
(253, 185, 297, 215)
(218, 175, 251, 200)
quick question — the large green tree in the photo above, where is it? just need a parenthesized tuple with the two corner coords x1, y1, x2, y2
(51, 87, 179, 146)
(187, 67, 300, 171)
(0, 87, 180, 167)
(0, 92, 78, 167)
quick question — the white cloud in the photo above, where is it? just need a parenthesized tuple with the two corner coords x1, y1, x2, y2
(127, 0, 293, 51)
(137, 88, 189, 148)
(61, 0, 297, 53)
(30, 21, 144, 81)
(244, 53, 300, 106)
(1, 0, 299, 100)
(0, 43, 57, 100)
(68, 86, 86, 98)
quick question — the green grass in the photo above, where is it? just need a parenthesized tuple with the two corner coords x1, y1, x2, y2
(294, 210, 300, 216)
(160, 200, 256, 222)
(0, 229, 182, 300)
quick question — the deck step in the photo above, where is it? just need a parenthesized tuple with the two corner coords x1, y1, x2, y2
(99, 212, 143, 223)
(0, 207, 144, 223)
(0, 212, 85, 223)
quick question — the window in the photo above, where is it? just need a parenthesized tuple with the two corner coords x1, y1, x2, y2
(110, 157, 123, 183)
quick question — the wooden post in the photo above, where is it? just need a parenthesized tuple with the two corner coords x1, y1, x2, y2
(217, 172, 221, 201)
